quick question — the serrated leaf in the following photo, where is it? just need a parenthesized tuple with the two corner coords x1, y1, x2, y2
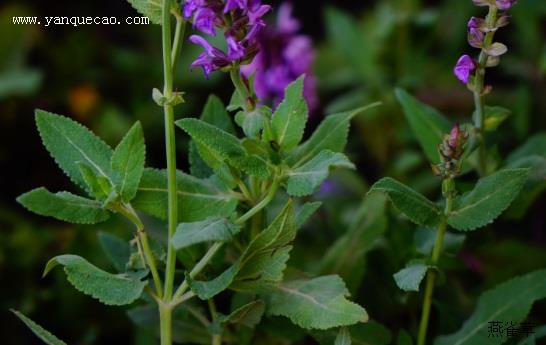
(187, 200, 296, 299)
(17, 188, 110, 224)
(235, 106, 270, 138)
(266, 275, 368, 330)
(335, 327, 352, 345)
(395, 89, 451, 164)
(447, 168, 529, 231)
(11, 310, 67, 345)
(111, 122, 146, 203)
(312, 321, 392, 345)
(218, 300, 265, 328)
(43, 254, 146, 305)
(320, 193, 388, 292)
(369, 177, 442, 227)
(172, 217, 241, 250)
(35, 110, 113, 190)
(393, 263, 430, 292)
(287, 150, 355, 196)
(271, 76, 308, 151)
(435, 269, 546, 345)
(133, 168, 238, 222)
(126, 0, 162, 24)
(177, 118, 269, 177)
(98, 231, 130, 272)
(288, 103, 381, 167)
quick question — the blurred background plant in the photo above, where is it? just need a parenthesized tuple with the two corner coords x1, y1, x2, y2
(1, 0, 545, 344)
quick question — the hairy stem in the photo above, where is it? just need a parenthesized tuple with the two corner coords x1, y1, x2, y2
(472, 5, 498, 176)
(417, 182, 454, 345)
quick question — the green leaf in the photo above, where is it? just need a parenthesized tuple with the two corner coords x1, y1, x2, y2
(507, 133, 546, 162)
(393, 263, 430, 292)
(43, 254, 146, 306)
(187, 200, 296, 299)
(177, 118, 269, 177)
(111, 121, 146, 203)
(482, 106, 511, 131)
(17, 188, 110, 224)
(133, 168, 238, 222)
(397, 330, 414, 345)
(447, 168, 529, 231)
(287, 103, 381, 167)
(296, 201, 322, 228)
(271, 76, 308, 151)
(369, 177, 442, 227)
(286, 150, 354, 196)
(235, 106, 271, 138)
(78, 162, 110, 200)
(126, 0, 162, 24)
(98, 231, 130, 272)
(395, 89, 451, 164)
(335, 327, 352, 345)
(172, 217, 241, 250)
(11, 310, 67, 345)
(217, 300, 265, 328)
(320, 193, 388, 292)
(434, 269, 546, 345)
(35, 110, 113, 190)
(266, 275, 368, 330)
(312, 321, 392, 345)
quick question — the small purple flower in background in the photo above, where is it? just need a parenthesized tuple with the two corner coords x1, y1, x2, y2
(496, 0, 517, 11)
(454, 55, 476, 84)
(184, 0, 271, 77)
(241, 3, 318, 111)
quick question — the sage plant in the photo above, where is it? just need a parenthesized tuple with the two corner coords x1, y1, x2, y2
(11, 1, 379, 344)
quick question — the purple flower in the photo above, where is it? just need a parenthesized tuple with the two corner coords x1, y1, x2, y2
(241, 3, 318, 111)
(189, 35, 231, 77)
(453, 55, 476, 84)
(467, 16, 484, 30)
(187, 0, 271, 77)
(496, 0, 517, 10)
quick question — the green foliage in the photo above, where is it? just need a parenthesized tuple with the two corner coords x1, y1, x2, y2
(126, 0, 162, 24)
(271, 76, 308, 151)
(335, 327, 352, 345)
(312, 322, 392, 345)
(17, 188, 110, 224)
(35, 110, 113, 192)
(435, 269, 546, 345)
(235, 106, 271, 138)
(266, 275, 368, 330)
(176, 118, 269, 177)
(172, 217, 241, 250)
(395, 89, 451, 164)
(133, 168, 238, 222)
(393, 263, 430, 292)
(296, 201, 322, 228)
(483, 106, 511, 131)
(111, 121, 145, 203)
(217, 300, 265, 328)
(78, 162, 110, 200)
(11, 310, 67, 345)
(287, 103, 380, 167)
(286, 150, 355, 196)
(43, 255, 146, 306)
(187, 200, 296, 299)
(98, 231, 131, 272)
(320, 192, 388, 292)
(447, 168, 529, 231)
(369, 177, 442, 227)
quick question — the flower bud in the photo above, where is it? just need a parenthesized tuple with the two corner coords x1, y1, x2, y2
(468, 28, 485, 48)
(495, 15, 511, 28)
(433, 124, 468, 178)
(496, 0, 517, 11)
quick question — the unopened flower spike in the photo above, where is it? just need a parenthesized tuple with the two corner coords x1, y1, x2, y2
(432, 124, 469, 179)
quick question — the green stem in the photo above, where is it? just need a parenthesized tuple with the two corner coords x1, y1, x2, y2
(208, 299, 222, 345)
(417, 182, 454, 345)
(159, 0, 178, 344)
(229, 68, 254, 111)
(472, 5, 498, 176)
(171, 16, 186, 72)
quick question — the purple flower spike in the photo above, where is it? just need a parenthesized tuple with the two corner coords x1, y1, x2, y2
(193, 7, 219, 36)
(453, 55, 476, 84)
(248, 0, 272, 26)
(226, 35, 245, 60)
(496, 0, 517, 10)
(277, 3, 300, 33)
(183, 0, 200, 19)
(224, 0, 247, 13)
